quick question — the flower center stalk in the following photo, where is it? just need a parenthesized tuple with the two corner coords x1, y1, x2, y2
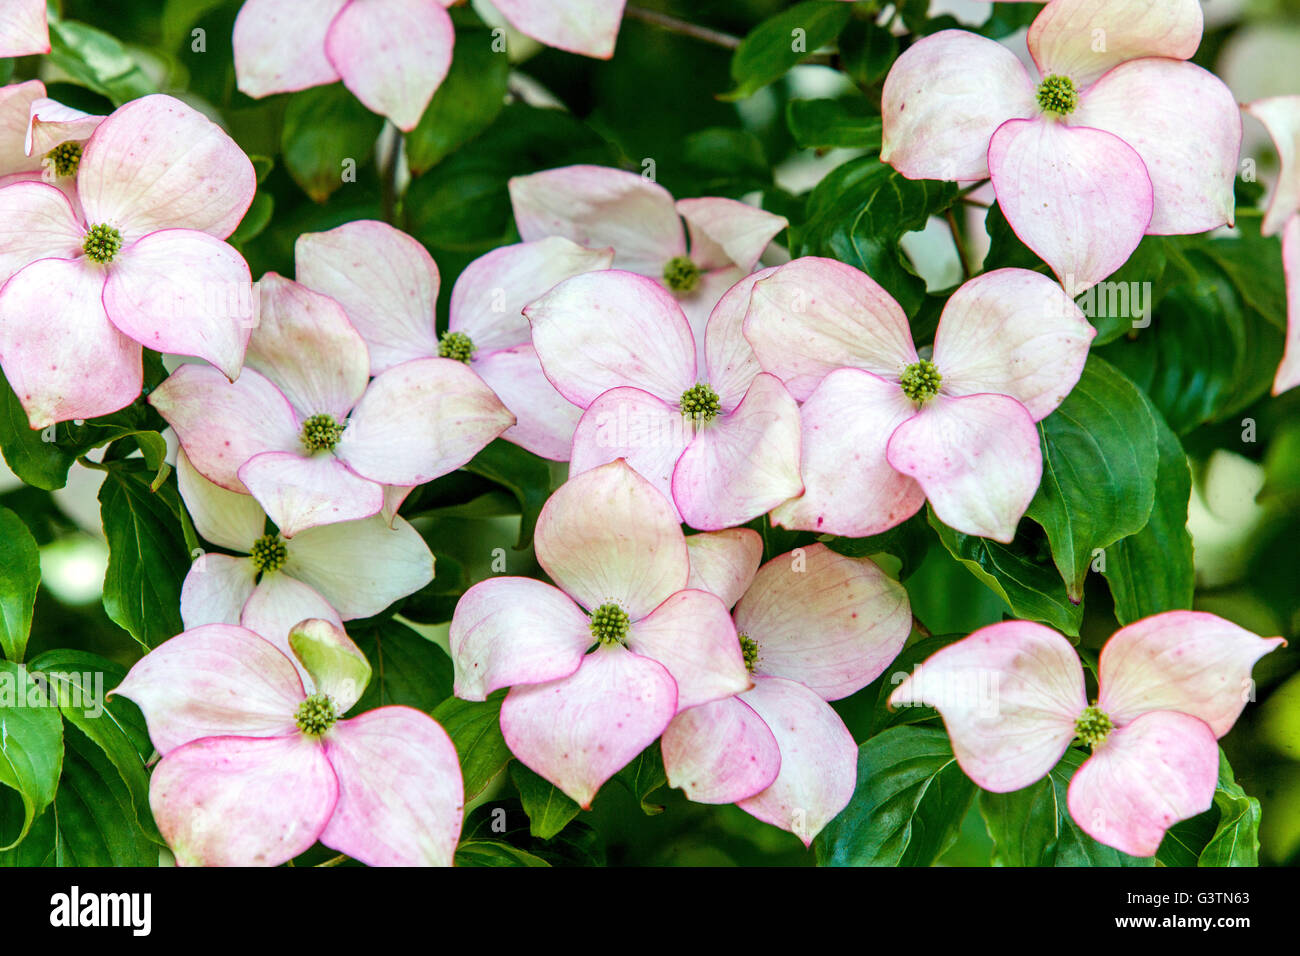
(590, 602, 630, 646)
(300, 413, 345, 452)
(663, 256, 701, 293)
(1074, 704, 1113, 747)
(82, 223, 123, 264)
(249, 533, 288, 574)
(680, 383, 721, 423)
(899, 359, 942, 404)
(46, 141, 83, 178)
(438, 330, 475, 363)
(295, 693, 338, 736)
(1036, 74, 1079, 116)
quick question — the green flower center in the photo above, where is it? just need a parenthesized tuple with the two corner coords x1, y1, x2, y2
(46, 141, 83, 178)
(590, 602, 630, 646)
(300, 413, 345, 452)
(1036, 74, 1078, 115)
(438, 330, 475, 363)
(663, 256, 701, 294)
(249, 533, 288, 574)
(1074, 704, 1113, 747)
(295, 693, 338, 736)
(739, 633, 760, 674)
(899, 359, 942, 404)
(680, 382, 721, 423)
(82, 223, 123, 264)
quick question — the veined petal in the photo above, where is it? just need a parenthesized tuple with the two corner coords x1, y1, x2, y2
(295, 220, 440, 374)
(500, 645, 677, 808)
(932, 268, 1095, 421)
(988, 117, 1152, 294)
(1, 80, 44, 174)
(1243, 96, 1300, 238)
(180, 554, 257, 631)
(283, 515, 435, 620)
(151, 733, 337, 867)
(886, 392, 1042, 543)
(704, 266, 778, 410)
(735, 543, 912, 701)
(176, 449, 264, 552)
(233, 0, 347, 98)
(113, 623, 304, 754)
(0, 0, 49, 57)
(1029, 0, 1203, 89)
(627, 589, 750, 711)
(321, 707, 463, 866)
(881, 30, 1037, 181)
(526, 269, 696, 407)
(568, 388, 690, 514)
(0, 180, 86, 283)
(492, 0, 625, 59)
(770, 368, 925, 538)
(1275, 216, 1300, 395)
(677, 265, 745, 375)
(472, 345, 583, 461)
(325, 0, 454, 132)
(535, 460, 690, 619)
(1066, 710, 1217, 857)
(676, 197, 787, 272)
(685, 528, 762, 610)
(1098, 611, 1286, 738)
(744, 257, 917, 400)
(735, 677, 858, 846)
(449, 578, 591, 700)
(509, 165, 684, 275)
(238, 451, 384, 538)
(661, 697, 781, 805)
(1074, 59, 1239, 235)
(78, 94, 256, 240)
(26, 97, 104, 157)
(889, 621, 1086, 792)
(288, 618, 371, 713)
(241, 574, 343, 680)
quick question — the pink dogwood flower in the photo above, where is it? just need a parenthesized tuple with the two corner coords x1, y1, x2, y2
(174, 449, 435, 664)
(882, 0, 1241, 291)
(0, 0, 48, 57)
(744, 257, 1095, 542)
(232, 0, 456, 132)
(449, 460, 751, 807)
(294, 220, 611, 461)
(889, 613, 1284, 856)
(114, 619, 463, 866)
(151, 272, 514, 537)
(526, 268, 802, 530)
(663, 533, 912, 844)
(487, 0, 627, 59)
(0, 94, 256, 428)
(509, 164, 788, 357)
(1243, 96, 1300, 395)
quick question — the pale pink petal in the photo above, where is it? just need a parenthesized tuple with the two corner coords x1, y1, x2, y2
(534, 460, 689, 619)
(770, 368, 925, 537)
(735, 543, 912, 701)
(180, 554, 258, 631)
(744, 257, 917, 400)
(150, 365, 301, 493)
(1074, 59, 1239, 235)
(676, 197, 787, 272)
(735, 677, 858, 846)
(449, 578, 591, 701)
(526, 269, 696, 407)
(472, 345, 582, 461)
(703, 266, 778, 409)
(0, 0, 48, 57)
(295, 220, 440, 374)
(320, 707, 463, 866)
(450, 237, 614, 351)
(26, 97, 103, 157)
(492, 0, 625, 58)
(886, 392, 1042, 543)
(509, 165, 685, 275)
(241, 574, 343, 673)
(233, 0, 347, 98)
(0, 181, 85, 282)
(673, 373, 803, 531)
(1275, 216, 1300, 395)
(889, 621, 1086, 792)
(336, 358, 514, 485)
(627, 589, 751, 710)
(102, 229, 253, 379)
(1066, 710, 1218, 857)
(286, 618, 371, 712)
(932, 268, 1095, 421)
(500, 645, 677, 808)
(246, 274, 369, 419)
(176, 449, 264, 552)
(0, 80, 44, 174)
(1029, 0, 1204, 88)
(881, 30, 1037, 181)
(113, 623, 304, 754)
(78, 94, 256, 240)
(661, 697, 781, 804)
(677, 265, 745, 374)
(988, 118, 1153, 294)
(151, 733, 337, 867)
(1244, 96, 1300, 238)
(282, 515, 435, 619)
(324, 0, 454, 132)
(238, 451, 383, 538)
(380, 484, 415, 527)
(0, 255, 141, 428)
(1098, 610, 1286, 738)
(568, 388, 690, 513)
(685, 528, 762, 610)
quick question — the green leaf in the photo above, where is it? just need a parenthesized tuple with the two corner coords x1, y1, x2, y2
(723, 1, 854, 101)
(463, 440, 554, 548)
(510, 761, 580, 840)
(815, 726, 975, 866)
(459, 799, 605, 866)
(47, 20, 156, 105)
(98, 463, 189, 650)
(348, 618, 453, 713)
(1160, 752, 1261, 867)
(836, 17, 899, 87)
(0, 661, 63, 850)
(454, 840, 550, 867)
(1026, 356, 1160, 601)
(399, 555, 467, 625)
(786, 97, 881, 151)
(282, 84, 384, 202)
(430, 694, 512, 799)
(615, 742, 667, 815)
(406, 28, 510, 174)
(0, 509, 40, 662)
(0, 376, 76, 491)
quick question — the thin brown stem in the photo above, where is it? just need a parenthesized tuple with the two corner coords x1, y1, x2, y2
(945, 208, 971, 281)
(625, 6, 741, 49)
(316, 854, 349, 867)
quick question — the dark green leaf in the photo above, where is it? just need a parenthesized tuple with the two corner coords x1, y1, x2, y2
(723, 2, 854, 101)
(786, 97, 881, 151)
(431, 694, 511, 799)
(406, 28, 510, 174)
(0, 660, 63, 850)
(0, 377, 76, 491)
(615, 742, 667, 815)
(454, 840, 550, 867)
(510, 761, 580, 840)
(837, 17, 898, 86)
(348, 618, 453, 713)
(463, 440, 554, 548)
(0, 508, 40, 661)
(48, 20, 155, 105)
(282, 84, 384, 202)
